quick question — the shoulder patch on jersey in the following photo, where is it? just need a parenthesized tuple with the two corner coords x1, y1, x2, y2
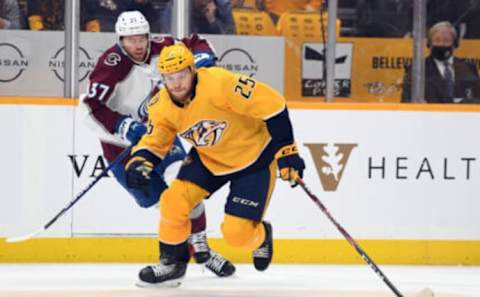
(180, 120, 228, 147)
(104, 52, 121, 66)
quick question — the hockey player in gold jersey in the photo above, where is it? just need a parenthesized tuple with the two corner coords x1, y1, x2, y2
(125, 44, 305, 287)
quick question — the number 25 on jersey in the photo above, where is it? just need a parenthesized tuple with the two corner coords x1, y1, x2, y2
(234, 76, 256, 100)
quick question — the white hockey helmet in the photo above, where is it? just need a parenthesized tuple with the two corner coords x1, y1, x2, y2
(115, 10, 150, 37)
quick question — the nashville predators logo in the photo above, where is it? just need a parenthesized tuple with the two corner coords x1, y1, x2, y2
(180, 120, 228, 147)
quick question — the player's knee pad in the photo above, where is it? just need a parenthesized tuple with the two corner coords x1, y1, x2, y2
(221, 214, 265, 250)
(159, 180, 209, 244)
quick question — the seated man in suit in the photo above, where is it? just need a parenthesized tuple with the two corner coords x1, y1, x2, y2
(402, 21, 480, 103)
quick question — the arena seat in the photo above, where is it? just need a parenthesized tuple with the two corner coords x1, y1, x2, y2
(232, 9, 278, 36)
(276, 10, 341, 39)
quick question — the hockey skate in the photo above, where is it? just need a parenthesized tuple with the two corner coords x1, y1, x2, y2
(205, 250, 236, 277)
(189, 230, 211, 264)
(253, 221, 273, 271)
(136, 257, 187, 288)
(136, 242, 189, 288)
(189, 231, 236, 277)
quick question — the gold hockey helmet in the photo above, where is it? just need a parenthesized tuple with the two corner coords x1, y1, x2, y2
(158, 43, 195, 74)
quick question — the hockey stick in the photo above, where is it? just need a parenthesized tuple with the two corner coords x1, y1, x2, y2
(5, 144, 134, 243)
(294, 175, 434, 297)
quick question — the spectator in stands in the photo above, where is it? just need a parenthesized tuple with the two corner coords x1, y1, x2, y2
(0, 0, 26, 29)
(81, 0, 120, 32)
(27, 0, 98, 31)
(190, 0, 236, 34)
(84, 0, 167, 33)
(402, 21, 480, 103)
(436, 0, 480, 39)
(128, 0, 169, 33)
(157, 0, 236, 35)
(461, 1, 480, 38)
(420, 0, 479, 38)
(16, 0, 28, 24)
(27, 0, 64, 30)
(426, 0, 460, 28)
(354, 0, 412, 37)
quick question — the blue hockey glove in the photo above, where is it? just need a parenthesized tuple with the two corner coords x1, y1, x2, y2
(275, 143, 305, 187)
(125, 157, 154, 190)
(115, 116, 147, 144)
(194, 51, 216, 68)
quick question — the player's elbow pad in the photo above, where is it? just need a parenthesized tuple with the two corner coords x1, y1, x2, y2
(265, 107, 294, 149)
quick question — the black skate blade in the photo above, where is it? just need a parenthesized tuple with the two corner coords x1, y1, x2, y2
(135, 277, 184, 288)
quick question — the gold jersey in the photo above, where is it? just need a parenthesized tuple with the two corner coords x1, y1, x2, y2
(133, 67, 286, 175)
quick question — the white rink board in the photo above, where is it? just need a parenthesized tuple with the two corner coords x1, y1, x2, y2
(0, 106, 479, 240)
(0, 105, 75, 237)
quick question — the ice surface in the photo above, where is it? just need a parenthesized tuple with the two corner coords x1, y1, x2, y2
(0, 264, 478, 297)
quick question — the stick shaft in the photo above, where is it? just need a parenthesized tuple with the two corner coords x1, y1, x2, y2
(7, 145, 134, 243)
(297, 178, 404, 297)
(44, 144, 134, 230)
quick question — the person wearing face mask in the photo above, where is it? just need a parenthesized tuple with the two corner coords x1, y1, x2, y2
(402, 21, 480, 103)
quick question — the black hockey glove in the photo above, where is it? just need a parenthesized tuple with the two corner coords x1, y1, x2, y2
(125, 157, 154, 190)
(275, 143, 305, 187)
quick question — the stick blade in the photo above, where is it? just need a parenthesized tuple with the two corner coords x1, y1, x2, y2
(5, 228, 44, 243)
(414, 288, 434, 297)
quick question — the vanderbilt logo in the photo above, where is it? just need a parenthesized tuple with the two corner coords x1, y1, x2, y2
(180, 120, 227, 147)
(304, 143, 357, 191)
(68, 154, 109, 178)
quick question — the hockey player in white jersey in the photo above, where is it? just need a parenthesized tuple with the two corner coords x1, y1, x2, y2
(82, 10, 235, 277)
